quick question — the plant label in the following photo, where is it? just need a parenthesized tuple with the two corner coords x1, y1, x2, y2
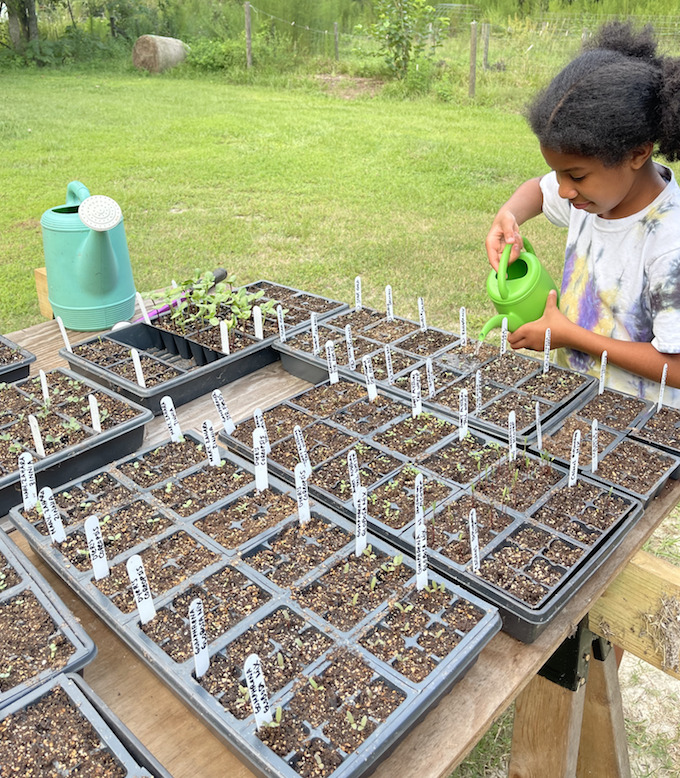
(458, 388, 469, 440)
(383, 345, 394, 384)
(293, 424, 312, 478)
(38, 486, 66, 544)
(475, 370, 482, 413)
(508, 411, 517, 461)
(189, 597, 209, 679)
(325, 341, 339, 385)
(160, 396, 182, 442)
(85, 515, 109, 581)
(254, 408, 271, 454)
(658, 363, 668, 412)
(28, 414, 46, 459)
(127, 554, 156, 624)
(354, 276, 362, 311)
(136, 291, 152, 325)
(88, 393, 102, 433)
(535, 401, 543, 451)
(130, 348, 146, 388)
(543, 328, 551, 374)
(18, 452, 38, 512)
(253, 428, 269, 492)
(385, 284, 394, 321)
(362, 355, 377, 401)
(500, 318, 508, 356)
(277, 304, 286, 343)
(418, 297, 427, 332)
(591, 419, 599, 473)
(39, 369, 50, 406)
(219, 320, 231, 355)
(410, 370, 422, 418)
(414, 471, 424, 522)
(599, 351, 607, 394)
(345, 325, 356, 371)
(252, 305, 264, 340)
(56, 316, 72, 353)
(347, 449, 361, 499)
(459, 307, 468, 347)
(414, 473, 427, 590)
(468, 508, 480, 573)
(294, 463, 311, 525)
(310, 312, 320, 356)
(212, 389, 235, 434)
(245, 654, 272, 729)
(202, 420, 221, 467)
(425, 358, 436, 399)
(569, 429, 581, 487)
(354, 485, 368, 557)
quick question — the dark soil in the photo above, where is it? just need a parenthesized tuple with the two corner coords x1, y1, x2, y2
(477, 391, 551, 435)
(519, 368, 590, 403)
(372, 413, 455, 459)
(323, 308, 384, 331)
(151, 461, 249, 517)
(481, 352, 540, 386)
(396, 329, 458, 357)
(330, 395, 406, 436)
(476, 456, 563, 512)
(422, 432, 506, 486)
(270, 421, 356, 472)
(634, 406, 680, 451)
(0, 343, 24, 366)
(578, 389, 648, 431)
(231, 405, 315, 449)
(437, 340, 498, 373)
(116, 438, 206, 487)
(363, 318, 419, 343)
(290, 381, 366, 417)
(588, 438, 676, 496)
(541, 415, 616, 462)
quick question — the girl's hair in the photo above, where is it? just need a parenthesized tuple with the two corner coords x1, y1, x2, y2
(528, 21, 680, 164)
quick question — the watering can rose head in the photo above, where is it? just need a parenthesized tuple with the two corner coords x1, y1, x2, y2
(480, 238, 560, 339)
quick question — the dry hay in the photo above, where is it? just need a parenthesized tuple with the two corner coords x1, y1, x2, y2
(132, 35, 187, 74)
(642, 594, 680, 673)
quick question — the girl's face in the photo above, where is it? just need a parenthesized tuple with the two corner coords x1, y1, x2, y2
(540, 145, 657, 219)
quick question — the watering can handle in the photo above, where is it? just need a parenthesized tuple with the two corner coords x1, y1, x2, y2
(65, 181, 91, 206)
(497, 237, 535, 300)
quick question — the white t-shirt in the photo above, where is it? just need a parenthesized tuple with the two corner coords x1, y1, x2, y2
(540, 165, 680, 408)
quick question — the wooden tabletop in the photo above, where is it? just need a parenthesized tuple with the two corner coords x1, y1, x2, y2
(5, 317, 679, 778)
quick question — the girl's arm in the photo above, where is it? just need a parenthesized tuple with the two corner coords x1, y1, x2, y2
(510, 291, 680, 387)
(485, 177, 544, 271)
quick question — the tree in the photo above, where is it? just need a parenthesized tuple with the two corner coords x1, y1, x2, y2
(5, 0, 39, 52)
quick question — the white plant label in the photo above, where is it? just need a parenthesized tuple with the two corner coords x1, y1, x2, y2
(254, 408, 271, 454)
(38, 487, 66, 544)
(425, 358, 436, 399)
(310, 312, 320, 356)
(458, 389, 469, 441)
(294, 463, 311, 525)
(325, 341, 339, 384)
(56, 316, 72, 353)
(39, 369, 50, 406)
(276, 304, 286, 343)
(18, 452, 37, 512)
(599, 351, 608, 395)
(414, 473, 428, 590)
(383, 345, 394, 385)
(414, 471, 424, 523)
(468, 508, 481, 573)
(293, 424, 312, 478)
(219, 320, 230, 354)
(591, 419, 599, 473)
(569, 429, 581, 487)
(347, 449, 361, 499)
(508, 411, 517, 462)
(88, 393, 102, 433)
(252, 305, 264, 340)
(418, 297, 427, 332)
(410, 370, 422, 418)
(189, 597, 209, 679)
(127, 554, 156, 624)
(201, 420, 221, 467)
(85, 515, 109, 581)
(459, 307, 468, 347)
(253, 428, 269, 492)
(385, 285, 394, 321)
(130, 348, 146, 387)
(160, 395, 182, 442)
(362, 355, 377, 401)
(355, 485, 368, 557)
(500, 318, 508, 356)
(354, 276, 362, 311)
(245, 654, 272, 729)
(136, 291, 152, 325)
(658, 363, 668, 412)
(345, 325, 356, 371)
(28, 414, 46, 458)
(212, 389, 235, 434)
(475, 370, 482, 413)
(535, 401, 543, 452)
(543, 328, 551, 374)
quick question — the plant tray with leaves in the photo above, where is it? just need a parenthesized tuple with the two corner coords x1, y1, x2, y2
(0, 333, 36, 384)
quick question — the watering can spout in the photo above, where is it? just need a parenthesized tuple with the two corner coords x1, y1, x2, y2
(78, 229, 120, 293)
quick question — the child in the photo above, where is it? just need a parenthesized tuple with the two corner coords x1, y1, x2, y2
(486, 22, 680, 406)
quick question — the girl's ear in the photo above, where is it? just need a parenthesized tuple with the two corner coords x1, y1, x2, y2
(630, 142, 655, 169)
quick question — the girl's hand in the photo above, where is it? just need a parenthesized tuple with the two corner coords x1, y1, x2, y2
(508, 290, 573, 350)
(485, 210, 523, 272)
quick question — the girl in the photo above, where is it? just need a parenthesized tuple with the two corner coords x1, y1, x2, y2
(486, 22, 680, 406)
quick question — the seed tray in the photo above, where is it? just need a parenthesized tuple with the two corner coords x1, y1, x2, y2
(242, 280, 349, 329)
(0, 672, 170, 777)
(0, 529, 96, 709)
(61, 321, 279, 415)
(0, 333, 36, 383)
(570, 386, 654, 432)
(0, 368, 152, 516)
(630, 403, 680, 461)
(389, 326, 462, 359)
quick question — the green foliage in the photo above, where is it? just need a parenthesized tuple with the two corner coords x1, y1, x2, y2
(185, 38, 246, 72)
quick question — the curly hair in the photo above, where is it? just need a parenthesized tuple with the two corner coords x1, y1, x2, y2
(528, 21, 680, 164)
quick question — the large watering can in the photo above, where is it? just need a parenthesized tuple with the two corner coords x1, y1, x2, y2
(40, 181, 136, 331)
(480, 238, 559, 339)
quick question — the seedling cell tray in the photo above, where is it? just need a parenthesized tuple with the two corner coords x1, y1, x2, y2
(0, 333, 36, 383)
(631, 403, 680, 465)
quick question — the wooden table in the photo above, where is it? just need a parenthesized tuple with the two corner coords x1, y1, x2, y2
(5, 317, 679, 778)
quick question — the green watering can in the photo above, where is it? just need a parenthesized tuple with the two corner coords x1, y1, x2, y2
(480, 238, 559, 339)
(40, 181, 136, 331)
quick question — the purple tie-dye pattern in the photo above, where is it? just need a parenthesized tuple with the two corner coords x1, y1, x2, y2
(560, 245, 577, 295)
(578, 277, 602, 332)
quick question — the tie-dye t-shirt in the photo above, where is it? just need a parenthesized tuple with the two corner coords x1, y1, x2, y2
(540, 165, 680, 408)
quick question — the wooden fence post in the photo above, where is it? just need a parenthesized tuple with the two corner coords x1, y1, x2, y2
(482, 22, 490, 70)
(469, 21, 477, 98)
(334, 22, 339, 61)
(245, 1, 252, 69)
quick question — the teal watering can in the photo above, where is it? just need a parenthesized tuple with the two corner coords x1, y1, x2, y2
(480, 238, 559, 339)
(40, 181, 136, 331)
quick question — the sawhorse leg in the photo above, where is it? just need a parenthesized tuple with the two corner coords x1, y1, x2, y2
(508, 620, 631, 778)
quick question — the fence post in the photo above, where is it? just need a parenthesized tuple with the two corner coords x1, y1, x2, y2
(334, 21, 339, 61)
(245, 1, 252, 69)
(482, 22, 490, 70)
(469, 20, 477, 98)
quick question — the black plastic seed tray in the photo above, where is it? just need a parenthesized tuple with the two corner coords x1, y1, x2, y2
(0, 333, 35, 383)
(0, 672, 170, 777)
(0, 529, 96, 709)
(630, 403, 680, 462)
(0, 368, 152, 516)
